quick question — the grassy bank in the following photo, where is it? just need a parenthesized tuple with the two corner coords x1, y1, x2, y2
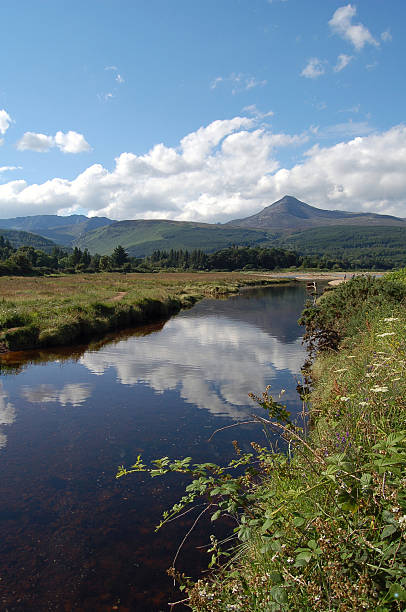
(118, 272, 406, 610)
(0, 271, 287, 352)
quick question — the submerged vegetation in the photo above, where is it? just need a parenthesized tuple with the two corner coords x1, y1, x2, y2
(0, 271, 286, 351)
(118, 272, 406, 610)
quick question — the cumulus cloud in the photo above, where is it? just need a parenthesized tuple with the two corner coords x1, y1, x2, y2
(16, 130, 91, 153)
(17, 132, 55, 152)
(334, 53, 353, 72)
(1, 117, 406, 220)
(54, 131, 91, 153)
(0, 109, 13, 135)
(329, 4, 379, 50)
(301, 58, 326, 79)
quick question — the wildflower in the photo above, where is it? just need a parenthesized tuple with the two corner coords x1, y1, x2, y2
(340, 396, 350, 402)
(334, 368, 347, 373)
(370, 386, 389, 392)
(383, 317, 399, 322)
(359, 401, 368, 407)
(376, 332, 395, 337)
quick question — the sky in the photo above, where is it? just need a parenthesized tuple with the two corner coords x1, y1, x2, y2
(1, 0, 405, 222)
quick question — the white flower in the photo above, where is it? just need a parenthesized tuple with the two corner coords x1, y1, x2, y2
(359, 401, 369, 407)
(376, 332, 395, 337)
(340, 396, 351, 402)
(370, 386, 389, 392)
(334, 368, 347, 373)
(383, 317, 399, 322)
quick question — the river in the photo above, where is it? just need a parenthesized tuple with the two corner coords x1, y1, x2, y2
(0, 283, 308, 611)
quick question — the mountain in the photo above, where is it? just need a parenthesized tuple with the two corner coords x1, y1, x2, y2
(0, 214, 113, 246)
(0, 228, 58, 252)
(277, 225, 406, 269)
(227, 195, 406, 232)
(73, 219, 273, 257)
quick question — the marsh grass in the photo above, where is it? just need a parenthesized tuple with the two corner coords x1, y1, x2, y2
(0, 271, 285, 351)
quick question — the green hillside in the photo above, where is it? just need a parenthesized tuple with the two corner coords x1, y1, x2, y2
(0, 214, 113, 246)
(73, 219, 274, 256)
(0, 228, 57, 252)
(278, 225, 406, 268)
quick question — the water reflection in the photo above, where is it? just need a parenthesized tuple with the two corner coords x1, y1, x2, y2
(0, 382, 15, 450)
(0, 283, 308, 611)
(21, 383, 93, 406)
(81, 314, 304, 420)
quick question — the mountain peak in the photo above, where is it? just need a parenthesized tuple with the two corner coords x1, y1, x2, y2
(227, 196, 406, 232)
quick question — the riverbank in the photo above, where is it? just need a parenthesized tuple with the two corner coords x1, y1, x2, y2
(0, 271, 290, 352)
(133, 271, 406, 610)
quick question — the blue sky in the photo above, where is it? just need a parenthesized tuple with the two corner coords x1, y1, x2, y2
(1, 0, 405, 221)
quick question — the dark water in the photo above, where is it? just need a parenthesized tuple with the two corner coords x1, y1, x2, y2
(0, 284, 307, 611)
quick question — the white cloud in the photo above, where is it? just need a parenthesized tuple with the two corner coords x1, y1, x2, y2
(243, 105, 274, 120)
(16, 130, 91, 153)
(381, 29, 392, 43)
(0, 109, 13, 135)
(0, 166, 22, 173)
(329, 4, 379, 51)
(301, 58, 326, 79)
(1, 117, 406, 220)
(17, 132, 54, 152)
(334, 53, 353, 72)
(54, 130, 91, 153)
(315, 120, 374, 139)
(211, 72, 267, 94)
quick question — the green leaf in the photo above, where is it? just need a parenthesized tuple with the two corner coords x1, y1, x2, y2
(295, 550, 312, 565)
(269, 571, 283, 585)
(270, 586, 288, 604)
(381, 524, 398, 538)
(211, 510, 221, 522)
(293, 516, 305, 527)
(387, 582, 406, 602)
(261, 518, 274, 533)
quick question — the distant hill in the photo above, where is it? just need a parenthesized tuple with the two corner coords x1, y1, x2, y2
(0, 214, 113, 246)
(73, 219, 273, 257)
(277, 225, 406, 268)
(227, 195, 406, 232)
(0, 228, 58, 253)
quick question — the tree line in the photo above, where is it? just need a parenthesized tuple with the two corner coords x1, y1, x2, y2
(0, 235, 402, 276)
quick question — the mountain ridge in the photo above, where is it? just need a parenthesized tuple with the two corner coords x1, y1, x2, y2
(226, 195, 406, 231)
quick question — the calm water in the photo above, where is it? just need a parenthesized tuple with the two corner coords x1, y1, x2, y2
(0, 284, 307, 611)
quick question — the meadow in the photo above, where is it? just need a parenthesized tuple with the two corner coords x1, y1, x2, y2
(0, 271, 285, 351)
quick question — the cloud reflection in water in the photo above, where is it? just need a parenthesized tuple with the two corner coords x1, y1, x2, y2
(21, 383, 92, 407)
(0, 382, 16, 450)
(80, 315, 305, 420)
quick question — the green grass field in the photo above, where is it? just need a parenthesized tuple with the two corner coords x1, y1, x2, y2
(0, 271, 286, 351)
